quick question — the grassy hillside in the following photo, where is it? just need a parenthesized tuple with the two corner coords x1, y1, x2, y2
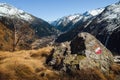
(0, 47, 120, 80)
(0, 47, 60, 80)
(0, 22, 13, 51)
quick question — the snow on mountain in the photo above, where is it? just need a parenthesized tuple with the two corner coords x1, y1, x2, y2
(50, 14, 87, 32)
(83, 8, 104, 16)
(0, 3, 33, 21)
(51, 14, 82, 27)
(67, 14, 81, 21)
(56, 1, 120, 54)
(58, 1, 120, 37)
(51, 8, 104, 32)
(90, 1, 120, 33)
(0, 3, 58, 39)
(84, 1, 120, 54)
(101, 2, 120, 20)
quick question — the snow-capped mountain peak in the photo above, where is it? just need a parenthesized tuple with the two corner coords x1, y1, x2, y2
(50, 13, 83, 27)
(67, 14, 81, 20)
(83, 8, 105, 16)
(0, 3, 33, 21)
(50, 8, 104, 32)
(101, 1, 120, 20)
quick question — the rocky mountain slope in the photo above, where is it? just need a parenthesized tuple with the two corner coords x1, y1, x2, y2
(56, 2, 120, 55)
(51, 8, 104, 32)
(0, 3, 58, 50)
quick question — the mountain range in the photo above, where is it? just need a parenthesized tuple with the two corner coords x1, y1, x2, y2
(0, 1, 120, 80)
(54, 2, 120, 54)
(0, 2, 119, 54)
(50, 8, 104, 32)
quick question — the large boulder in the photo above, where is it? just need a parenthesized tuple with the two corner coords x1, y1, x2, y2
(47, 32, 114, 73)
(71, 32, 114, 72)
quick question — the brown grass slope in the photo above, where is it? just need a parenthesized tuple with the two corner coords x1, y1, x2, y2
(0, 22, 13, 51)
(0, 47, 120, 80)
(0, 47, 61, 80)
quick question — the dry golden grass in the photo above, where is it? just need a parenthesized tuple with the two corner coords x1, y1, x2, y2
(101, 63, 120, 80)
(0, 47, 60, 80)
(68, 68, 107, 80)
(0, 46, 53, 61)
(0, 47, 120, 80)
(111, 63, 120, 75)
(0, 22, 13, 51)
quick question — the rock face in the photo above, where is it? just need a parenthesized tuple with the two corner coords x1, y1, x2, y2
(47, 32, 114, 73)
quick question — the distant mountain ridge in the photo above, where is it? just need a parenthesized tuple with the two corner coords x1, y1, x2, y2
(50, 8, 104, 32)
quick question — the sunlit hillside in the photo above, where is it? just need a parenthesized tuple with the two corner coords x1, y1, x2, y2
(0, 22, 13, 51)
(0, 47, 60, 80)
(0, 47, 120, 80)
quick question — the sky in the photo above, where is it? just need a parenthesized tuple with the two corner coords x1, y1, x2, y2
(0, 0, 119, 21)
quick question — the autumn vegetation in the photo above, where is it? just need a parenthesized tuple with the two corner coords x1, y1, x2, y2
(0, 46, 119, 80)
(0, 22, 13, 51)
(0, 47, 59, 80)
(0, 19, 36, 51)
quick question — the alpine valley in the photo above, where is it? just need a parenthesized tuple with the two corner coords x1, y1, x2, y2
(0, 1, 120, 80)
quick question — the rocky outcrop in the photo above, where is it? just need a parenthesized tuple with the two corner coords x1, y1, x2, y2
(47, 32, 114, 73)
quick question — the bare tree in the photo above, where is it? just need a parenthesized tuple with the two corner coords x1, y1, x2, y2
(12, 20, 34, 51)
(12, 19, 17, 51)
